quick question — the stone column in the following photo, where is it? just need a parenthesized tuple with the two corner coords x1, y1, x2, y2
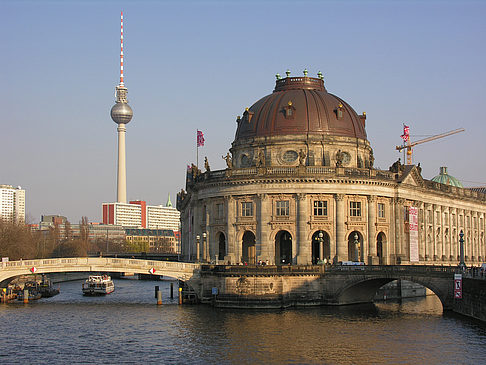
(296, 193, 310, 264)
(432, 204, 438, 261)
(394, 198, 404, 263)
(472, 211, 477, 261)
(418, 202, 425, 261)
(257, 194, 271, 263)
(389, 198, 396, 264)
(439, 206, 445, 262)
(319, 240, 324, 262)
(225, 196, 236, 264)
(334, 194, 345, 264)
(367, 195, 377, 265)
(205, 203, 210, 262)
(451, 208, 457, 261)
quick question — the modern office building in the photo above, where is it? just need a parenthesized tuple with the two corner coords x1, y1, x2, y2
(0, 185, 25, 223)
(178, 71, 486, 266)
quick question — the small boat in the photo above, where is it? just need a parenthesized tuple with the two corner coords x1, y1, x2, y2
(82, 275, 115, 295)
(17, 282, 42, 301)
(38, 275, 60, 298)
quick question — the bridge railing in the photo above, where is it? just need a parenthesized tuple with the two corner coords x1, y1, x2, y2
(200, 264, 325, 275)
(1, 258, 200, 274)
(327, 265, 458, 276)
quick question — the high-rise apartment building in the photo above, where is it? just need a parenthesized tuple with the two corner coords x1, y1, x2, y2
(102, 197, 180, 230)
(0, 185, 25, 223)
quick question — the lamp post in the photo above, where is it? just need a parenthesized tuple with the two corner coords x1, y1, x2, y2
(318, 231, 324, 264)
(459, 230, 465, 269)
(354, 233, 360, 262)
(202, 232, 207, 263)
(196, 235, 200, 263)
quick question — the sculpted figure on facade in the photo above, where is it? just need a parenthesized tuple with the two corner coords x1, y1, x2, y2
(222, 152, 233, 169)
(204, 157, 210, 172)
(369, 150, 375, 168)
(256, 150, 266, 167)
(335, 150, 343, 167)
(299, 149, 306, 166)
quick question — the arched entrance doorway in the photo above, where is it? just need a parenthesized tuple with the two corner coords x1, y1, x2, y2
(347, 231, 363, 262)
(242, 231, 256, 264)
(377, 232, 386, 265)
(217, 232, 226, 262)
(311, 231, 330, 264)
(275, 230, 292, 265)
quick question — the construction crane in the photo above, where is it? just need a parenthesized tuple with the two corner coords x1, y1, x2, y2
(396, 126, 465, 165)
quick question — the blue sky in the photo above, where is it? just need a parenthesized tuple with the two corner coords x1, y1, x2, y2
(2, 0, 485, 223)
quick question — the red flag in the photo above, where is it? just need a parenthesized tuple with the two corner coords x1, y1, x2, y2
(197, 130, 205, 147)
(401, 124, 410, 142)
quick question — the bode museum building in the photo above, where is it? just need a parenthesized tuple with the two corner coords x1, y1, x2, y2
(177, 71, 486, 266)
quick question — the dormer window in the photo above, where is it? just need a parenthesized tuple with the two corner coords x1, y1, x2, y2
(336, 104, 344, 120)
(284, 101, 296, 119)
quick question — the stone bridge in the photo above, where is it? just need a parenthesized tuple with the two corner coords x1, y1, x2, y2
(0, 257, 201, 286)
(196, 264, 459, 310)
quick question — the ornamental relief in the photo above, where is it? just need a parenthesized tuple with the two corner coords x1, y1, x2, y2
(233, 221, 257, 227)
(270, 221, 295, 230)
(308, 221, 333, 232)
(345, 221, 366, 228)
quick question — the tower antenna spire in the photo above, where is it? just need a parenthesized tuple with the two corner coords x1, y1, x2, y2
(120, 11, 124, 86)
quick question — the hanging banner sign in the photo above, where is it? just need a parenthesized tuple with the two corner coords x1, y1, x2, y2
(408, 206, 419, 262)
(454, 273, 462, 299)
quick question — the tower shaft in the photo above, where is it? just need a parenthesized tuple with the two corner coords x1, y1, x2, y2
(117, 123, 127, 203)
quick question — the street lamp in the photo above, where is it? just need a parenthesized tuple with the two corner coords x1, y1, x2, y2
(318, 231, 324, 264)
(202, 232, 207, 263)
(354, 233, 360, 262)
(196, 235, 200, 263)
(459, 230, 465, 269)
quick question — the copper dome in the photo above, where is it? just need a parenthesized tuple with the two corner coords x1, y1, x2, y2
(234, 75, 367, 141)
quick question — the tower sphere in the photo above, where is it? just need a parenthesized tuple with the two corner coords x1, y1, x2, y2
(111, 103, 133, 124)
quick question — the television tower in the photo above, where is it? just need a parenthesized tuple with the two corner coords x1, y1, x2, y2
(110, 11, 133, 203)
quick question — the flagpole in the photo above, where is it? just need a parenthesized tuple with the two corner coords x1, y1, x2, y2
(196, 129, 199, 170)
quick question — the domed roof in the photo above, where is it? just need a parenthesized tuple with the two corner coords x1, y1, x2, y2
(431, 167, 463, 188)
(234, 72, 367, 141)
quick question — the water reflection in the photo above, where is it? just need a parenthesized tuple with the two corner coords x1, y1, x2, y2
(0, 279, 484, 364)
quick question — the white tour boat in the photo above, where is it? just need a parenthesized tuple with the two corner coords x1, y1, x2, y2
(82, 275, 115, 295)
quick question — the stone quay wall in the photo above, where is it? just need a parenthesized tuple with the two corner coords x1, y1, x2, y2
(452, 278, 486, 323)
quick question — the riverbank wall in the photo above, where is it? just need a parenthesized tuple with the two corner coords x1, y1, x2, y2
(452, 278, 486, 323)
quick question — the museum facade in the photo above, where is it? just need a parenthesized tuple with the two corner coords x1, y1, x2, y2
(177, 72, 486, 266)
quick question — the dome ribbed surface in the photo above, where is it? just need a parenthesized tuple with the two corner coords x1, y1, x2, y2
(234, 76, 367, 141)
(431, 167, 463, 188)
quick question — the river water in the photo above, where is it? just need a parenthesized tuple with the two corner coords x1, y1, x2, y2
(0, 278, 485, 364)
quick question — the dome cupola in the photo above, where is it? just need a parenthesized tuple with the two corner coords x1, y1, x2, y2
(431, 167, 463, 188)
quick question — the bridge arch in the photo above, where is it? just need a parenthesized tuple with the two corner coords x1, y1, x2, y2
(331, 272, 452, 311)
(0, 258, 201, 297)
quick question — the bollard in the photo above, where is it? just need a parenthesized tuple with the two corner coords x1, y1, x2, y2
(157, 289, 162, 305)
(155, 286, 159, 299)
(178, 287, 182, 305)
(23, 289, 29, 304)
(170, 283, 174, 299)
